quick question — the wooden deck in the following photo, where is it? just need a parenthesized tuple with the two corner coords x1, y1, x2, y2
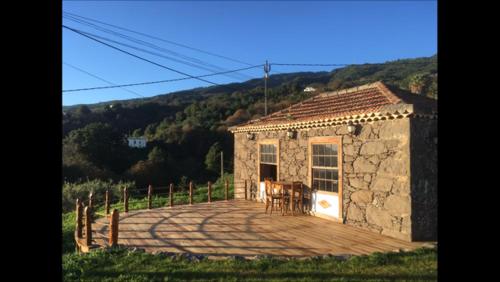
(93, 200, 426, 258)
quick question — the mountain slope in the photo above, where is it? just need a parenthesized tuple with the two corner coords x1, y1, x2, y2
(62, 55, 437, 185)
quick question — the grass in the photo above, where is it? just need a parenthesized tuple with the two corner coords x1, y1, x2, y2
(62, 247, 437, 281)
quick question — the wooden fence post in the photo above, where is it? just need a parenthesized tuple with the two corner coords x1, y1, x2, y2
(76, 198, 83, 238)
(244, 180, 248, 200)
(88, 192, 94, 220)
(88, 192, 93, 209)
(109, 209, 119, 247)
(84, 206, 92, 246)
(189, 181, 193, 205)
(225, 179, 229, 201)
(207, 181, 212, 203)
(169, 183, 174, 207)
(105, 190, 110, 215)
(124, 187, 129, 213)
(148, 185, 153, 209)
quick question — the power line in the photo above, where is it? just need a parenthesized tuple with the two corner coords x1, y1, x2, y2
(66, 28, 257, 83)
(63, 14, 254, 81)
(63, 24, 221, 87)
(63, 64, 263, 93)
(63, 62, 146, 98)
(271, 63, 349, 66)
(71, 28, 233, 75)
(63, 11, 254, 67)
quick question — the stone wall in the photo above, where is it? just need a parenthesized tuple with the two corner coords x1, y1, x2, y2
(410, 118, 437, 241)
(233, 118, 414, 241)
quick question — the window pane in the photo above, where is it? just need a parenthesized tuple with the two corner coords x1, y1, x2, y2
(324, 144, 332, 155)
(331, 156, 338, 167)
(332, 169, 338, 180)
(332, 181, 338, 193)
(325, 181, 332, 192)
(325, 170, 332, 180)
(324, 156, 331, 167)
(331, 144, 338, 155)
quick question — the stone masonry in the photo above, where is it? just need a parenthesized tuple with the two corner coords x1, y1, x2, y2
(234, 118, 422, 241)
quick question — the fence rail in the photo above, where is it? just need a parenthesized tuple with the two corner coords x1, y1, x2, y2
(74, 177, 255, 253)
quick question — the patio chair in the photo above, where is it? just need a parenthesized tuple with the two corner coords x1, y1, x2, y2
(264, 178, 282, 214)
(291, 182, 304, 215)
(301, 185, 312, 215)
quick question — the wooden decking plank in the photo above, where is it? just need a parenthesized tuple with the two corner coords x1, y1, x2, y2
(90, 199, 427, 257)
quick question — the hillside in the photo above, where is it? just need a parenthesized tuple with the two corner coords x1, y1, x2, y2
(62, 55, 437, 187)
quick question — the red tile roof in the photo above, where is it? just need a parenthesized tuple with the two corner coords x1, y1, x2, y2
(234, 82, 406, 128)
(229, 81, 437, 133)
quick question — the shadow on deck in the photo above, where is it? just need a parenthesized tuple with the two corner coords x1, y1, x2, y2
(93, 199, 429, 258)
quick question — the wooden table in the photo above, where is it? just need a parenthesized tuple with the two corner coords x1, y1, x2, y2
(271, 181, 302, 215)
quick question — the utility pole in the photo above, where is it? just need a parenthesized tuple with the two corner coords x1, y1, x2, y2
(264, 60, 271, 116)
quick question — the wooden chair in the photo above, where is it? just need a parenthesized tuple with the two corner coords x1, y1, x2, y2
(264, 178, 282, 214)
(291, 182, 304, 215)
(301, 185, 312, 214)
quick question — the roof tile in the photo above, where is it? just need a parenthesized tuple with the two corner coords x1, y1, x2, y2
(235, 81, 404, 128)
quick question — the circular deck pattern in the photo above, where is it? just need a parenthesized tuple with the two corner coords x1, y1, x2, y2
(93, 200, 426, 258)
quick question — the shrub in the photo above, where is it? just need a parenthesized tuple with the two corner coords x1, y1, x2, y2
(62, 179, 136, 213)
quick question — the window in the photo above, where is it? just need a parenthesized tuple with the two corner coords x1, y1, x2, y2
(311, 144, 339, 193)
(260, 144, 277, 165)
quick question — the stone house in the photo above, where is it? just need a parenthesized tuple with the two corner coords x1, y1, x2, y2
(228, 81, 437, 242)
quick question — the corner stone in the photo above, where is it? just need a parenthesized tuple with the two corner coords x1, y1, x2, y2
(370, 176, 393, 192)
(366, 205, 393, 229)
(384, 195, 411, 216)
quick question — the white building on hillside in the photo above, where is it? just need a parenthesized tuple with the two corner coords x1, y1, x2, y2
(303, 86, 317, 92)
(127, 136, 147, 148)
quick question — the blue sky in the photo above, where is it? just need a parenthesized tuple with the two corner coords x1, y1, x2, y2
(62, 1, 437, 106)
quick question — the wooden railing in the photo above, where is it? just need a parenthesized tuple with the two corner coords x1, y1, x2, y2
(74, 178, 241, 253)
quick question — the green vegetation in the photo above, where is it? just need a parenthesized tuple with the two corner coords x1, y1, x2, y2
(62, 246, 437, 281)
(62, 179, 135, 213)
(63, 55, 437, 188)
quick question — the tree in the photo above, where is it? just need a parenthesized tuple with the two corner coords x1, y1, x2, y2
(63, 122, 130, 173)
(132, 128, 143, 137)
(205, 142, 221, 173)
(225, 109, 250, 126)
(178, 175, 189, 192)
(148, 146, 167, 163)
(126, 160, 164, 188)
(76, 105, 91, 116)
(408, 74, 429, 95)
